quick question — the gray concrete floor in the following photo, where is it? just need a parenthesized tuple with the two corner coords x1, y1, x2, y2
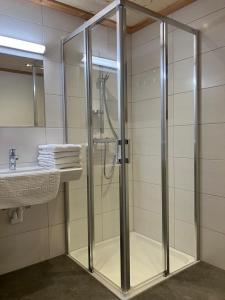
(0, 256, 225, 300)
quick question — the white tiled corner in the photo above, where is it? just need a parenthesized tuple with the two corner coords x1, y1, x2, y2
(49, 224, 66, 258)
(45, 94, 63, 128)
(175, 220, 195, 256)
(201, 228, 225, 270)
(201, 193, 225, 234)
(48, 192, 65, 226)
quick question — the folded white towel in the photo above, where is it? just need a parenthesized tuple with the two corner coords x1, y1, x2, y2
(38, 150, 80, 158)
(38, 156, 80, 164)
(38, 162, 81, 169)
(39, 144, 81, 153)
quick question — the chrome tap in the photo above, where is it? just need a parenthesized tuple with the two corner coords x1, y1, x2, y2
(9, 148, 19, 170)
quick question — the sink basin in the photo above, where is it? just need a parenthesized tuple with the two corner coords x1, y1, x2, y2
(0, 166, 82, 209)
(0, 166, 43, 175)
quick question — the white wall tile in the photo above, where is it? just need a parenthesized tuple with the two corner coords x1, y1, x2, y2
(45, 94, 63, 128)
(201, 47, 225, 89)
(132, 37, 161, 74)
(133, 155, 161, 185)
(46, 128, 64, 144)
(134, 208, 162, 242)
(0, 204, 48, 238)
(0, 228, 49, 275)
(132, 98, 160, 128)
(66, 97, 86, 129)
(200, 124, 225, 160)
(0, 128, 46, 164)
(174, 57, 194, 94)
(175, 189, 194, 224)
(102, 210, 120, 240)
(132, 21, 161, 48)
(49, 224, 66, 258)
(102, 183, 119, 213)
(0, 0, 42, 24)
(201, 228, 225, 269)
(0, 14, 43, 43)
(175, 220, 195, 256)
(48, 192, 65, 226)
(94, 214, 103, 243)
(201, 194, 225, 234)
(70, 218, 88, 251)
(192, 8, 225, 53)
(174, 91, 194, 125)
(201, 159, 225, 197)
(65, 65, 85, 98)
(134, 181, 161, 213)
(132, 127, 160, 155)
(201, 85, 225, 124)
(44, 60, 62, 95)
(173, 29, 194, 61)
(44, 27, 67, 63)
(174, 158, 194, 191)
(172, 0, 225, 25)
(174, 125, 194, 158)
(42, 7, 83, 32)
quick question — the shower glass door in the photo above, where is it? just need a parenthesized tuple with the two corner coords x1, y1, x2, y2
(126, 6, 164, 288)
(90, 10, 122, 287)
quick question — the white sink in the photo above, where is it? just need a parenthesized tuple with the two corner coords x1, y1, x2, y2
(0, 166, 82, 209)
(0, 166, 43, 175)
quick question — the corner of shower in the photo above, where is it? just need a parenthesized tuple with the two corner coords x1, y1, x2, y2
(62, 0, 200, 298)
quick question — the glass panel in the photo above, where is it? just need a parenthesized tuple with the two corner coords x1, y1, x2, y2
(168, 25, 196, 272)
(127, 6, 164, 287)
(91, 12, 121, 287)
(64, 32, 89, 268)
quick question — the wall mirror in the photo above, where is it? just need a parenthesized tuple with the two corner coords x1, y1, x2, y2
(0, 53, 45, 127)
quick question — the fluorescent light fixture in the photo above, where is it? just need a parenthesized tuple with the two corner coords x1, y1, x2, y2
(82, 56, 117, 70)
(0, 36, 46, 54)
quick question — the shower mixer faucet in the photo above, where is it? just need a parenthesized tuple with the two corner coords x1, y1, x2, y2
(9, 148, 19, 170)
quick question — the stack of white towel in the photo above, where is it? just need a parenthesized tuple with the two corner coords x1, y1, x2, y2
(38, 144, 81, 169)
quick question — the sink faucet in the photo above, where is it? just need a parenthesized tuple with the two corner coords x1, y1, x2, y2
(9, 149, 19, 170)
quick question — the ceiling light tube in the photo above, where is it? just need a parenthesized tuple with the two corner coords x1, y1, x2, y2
(0, 36, 46, 54)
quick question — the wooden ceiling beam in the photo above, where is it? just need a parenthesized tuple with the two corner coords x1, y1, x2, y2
(29, 0, 196, 33)
(128, 0, 197, 33)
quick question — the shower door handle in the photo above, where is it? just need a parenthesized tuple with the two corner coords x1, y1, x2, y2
(117, 139, 130, 164)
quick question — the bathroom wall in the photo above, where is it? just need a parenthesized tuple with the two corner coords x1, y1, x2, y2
(172, 0, 225, 270)
(131, 0, 225, 269)
(0, 0, 83, 275)
(131, 19, 196, 257)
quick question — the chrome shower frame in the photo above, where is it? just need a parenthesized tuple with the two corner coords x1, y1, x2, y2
(62, 0, 200, 298)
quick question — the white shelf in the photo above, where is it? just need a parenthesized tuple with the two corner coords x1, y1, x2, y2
(59, 167, 83, 183)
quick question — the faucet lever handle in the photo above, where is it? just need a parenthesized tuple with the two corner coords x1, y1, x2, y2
(9, 148, 16, 155)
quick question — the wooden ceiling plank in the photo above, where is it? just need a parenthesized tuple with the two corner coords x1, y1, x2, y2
(127, 0, 197, 33)
(28, 0, 196, 33)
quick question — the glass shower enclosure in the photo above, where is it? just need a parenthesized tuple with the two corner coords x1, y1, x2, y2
(62, 0, 200, 298)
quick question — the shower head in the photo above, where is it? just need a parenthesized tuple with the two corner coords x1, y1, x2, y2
(96, 71, 110, 89)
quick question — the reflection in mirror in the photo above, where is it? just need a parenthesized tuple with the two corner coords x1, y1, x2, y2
(0, 53, 45, 127)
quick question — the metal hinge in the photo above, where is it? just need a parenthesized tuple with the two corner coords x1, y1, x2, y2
(117, 139, 130, 164)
